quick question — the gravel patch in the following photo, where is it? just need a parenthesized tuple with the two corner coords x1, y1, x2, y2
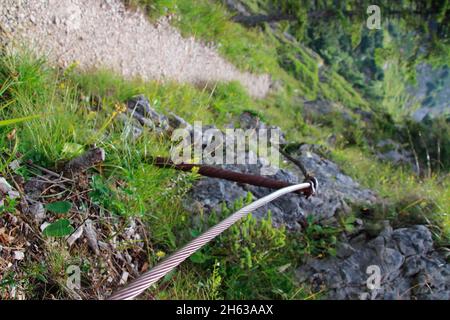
(0, 0, 271, 98)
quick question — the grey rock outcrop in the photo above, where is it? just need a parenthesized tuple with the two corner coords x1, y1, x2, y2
(409, 64, 450, 121)
(186, 143, 377, 229)
(375, 139, 416, 169)
(125, 94, 170, 133)
(120, 99, 376, 227)
(293, 144, 377, 219)
(239, 111, 287, 145)
(296, 224, 449, 300)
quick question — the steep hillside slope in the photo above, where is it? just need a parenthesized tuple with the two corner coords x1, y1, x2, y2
(0, 0, 448, 300)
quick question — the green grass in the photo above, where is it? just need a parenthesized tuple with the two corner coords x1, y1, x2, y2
(122, 0, 372, 136)
(69, 68, 262, 127)
(319, 70, 369, 110)
(0, 54, 95, 167)
(331, 147, 450, 243)
(277, 44, 319, 100)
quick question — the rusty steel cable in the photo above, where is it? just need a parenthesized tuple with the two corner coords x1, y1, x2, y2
(277, 147, 310, 179)
(108, 181, 315, 300)
(152, 157, 317, 197)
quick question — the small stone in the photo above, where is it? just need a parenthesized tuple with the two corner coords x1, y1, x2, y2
(168, 112, 192, 130)
(98, 241, 109, 250)
(84, 219, 99, 255)
(8, 160, 21, 171)
(13, 251, 24, 260)
(29, 202, 46, 223)
(7, 190, 20, 200)
(336, 242, 356, 258)
(67, 225, 84, 247)
(40, 222, 51, 232)
(124, 220, 136, 239)
(119, 271, 129, 285)
(0, 177, 13, 194)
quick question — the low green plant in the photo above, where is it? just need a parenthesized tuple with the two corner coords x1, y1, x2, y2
(296, 215, 341, 258)
(181, 194, 312, 299)
(88, 174, 128, 216)
(45, 201, 72, 214)
(0, 196, 17, 215)
(43, 219, 75, 238)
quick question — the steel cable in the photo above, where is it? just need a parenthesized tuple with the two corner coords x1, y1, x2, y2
(108, 181, 314, 300)
(153, 157, 316, 197)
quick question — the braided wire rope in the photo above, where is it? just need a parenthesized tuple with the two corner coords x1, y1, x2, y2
(108, 182, 314, 300)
